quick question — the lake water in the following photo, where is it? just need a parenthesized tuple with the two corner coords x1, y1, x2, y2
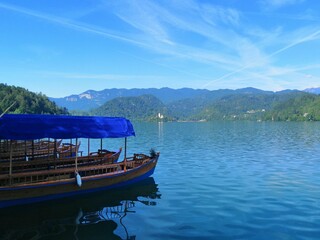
(1, 121, 320, 239)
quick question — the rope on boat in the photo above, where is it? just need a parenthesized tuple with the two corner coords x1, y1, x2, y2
(0, 101, 16, 118)
(75, 138, 82, 187)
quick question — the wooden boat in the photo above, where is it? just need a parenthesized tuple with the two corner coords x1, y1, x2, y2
(0, 114, 159, 208)
(0, 139, 63, 161)
(0, 147, 122, 174)
(57, 142, 80, 158)
(0, 138, 122, 173)
(0, 139, 61, 153)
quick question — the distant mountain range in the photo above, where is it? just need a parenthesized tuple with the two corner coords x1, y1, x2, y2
(51, 87, 318, 111)
(49, 87, 320, 121)
(50, 87, 210, 111)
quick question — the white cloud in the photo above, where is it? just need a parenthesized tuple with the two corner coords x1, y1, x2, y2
(261, 0, 305, 9)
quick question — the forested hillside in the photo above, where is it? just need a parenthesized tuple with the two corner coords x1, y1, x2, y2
(166, 87, 273, 120)
(87, 89, 320, 122)
(0, 84, 68, 115)
(90, 95, 171, 121)
(263, 94, 320, 121)
(192, 91, 313, 121)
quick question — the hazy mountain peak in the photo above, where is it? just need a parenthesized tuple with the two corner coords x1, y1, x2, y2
(79, 93, 93, 99)
(304, 87, 320, 94)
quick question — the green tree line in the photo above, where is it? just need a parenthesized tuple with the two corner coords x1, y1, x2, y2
(88, 92, 320, 122)
(0, 84, 68, 115)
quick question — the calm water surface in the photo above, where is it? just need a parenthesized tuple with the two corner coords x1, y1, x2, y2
(1, 121, 320, 239)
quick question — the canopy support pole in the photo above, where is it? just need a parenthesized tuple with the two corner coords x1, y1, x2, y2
(54, 139, 57, 159)
(124, 138, 127, 172)
(124, 138, 127, 159)
(88, 139, 90, 156)
(100, 139, 103, 151)
(47, 138, 50, 158)
(54, 139, 57, 169)
(31, 140, 34, 160)
(9, 140, 13, 185)
(24, 140, 27, 161)
(70, 139, 73, 157)
(75, 138, 78, 171)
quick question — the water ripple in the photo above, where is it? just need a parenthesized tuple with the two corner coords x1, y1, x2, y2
(152, 122, 320, 240)
(1, 122, 320, 239)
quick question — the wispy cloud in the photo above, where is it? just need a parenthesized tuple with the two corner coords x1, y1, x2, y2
(269, 28, 320, 57)
(0, 1, 262, 70)
(0, 2, 148, 48)
(1, 0, 319, 91)
(109, 1, 174, 45)
(109, 0, 320, 85)
(108, 0, 266, 70)
(0, 1, 246, 80)
(260, 0, 305, 9)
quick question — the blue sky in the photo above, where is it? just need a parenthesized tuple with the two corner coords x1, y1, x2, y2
(0, 0, 320, 97)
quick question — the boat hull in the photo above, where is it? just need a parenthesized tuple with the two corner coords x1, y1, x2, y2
(0, 157, 158, 208)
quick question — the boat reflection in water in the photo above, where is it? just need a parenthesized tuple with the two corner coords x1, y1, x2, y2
(0, 177, 161, 240)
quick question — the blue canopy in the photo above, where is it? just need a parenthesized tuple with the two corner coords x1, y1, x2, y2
(0, 114, 135, 140)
